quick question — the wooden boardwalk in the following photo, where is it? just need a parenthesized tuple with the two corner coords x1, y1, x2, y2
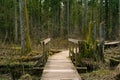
(41, 50, 81, 80)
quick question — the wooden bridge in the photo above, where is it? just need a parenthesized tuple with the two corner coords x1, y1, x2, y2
(40, 38, 120, 80)
(39, 38, 82, 80)
(0, 37, 119, 79)
(41, 50, 81, 80)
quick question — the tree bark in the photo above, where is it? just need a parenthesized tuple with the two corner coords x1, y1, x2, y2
(19, 0, 25, 54)
(100, 0, 103, 23)
(119, 0, 120, 39)
(24, 0, 31, 53)
(19, 0, 31, 54)
(14, 0, 18, 43)
(84, 0, 88, 27)
(67, 0, 70, 37)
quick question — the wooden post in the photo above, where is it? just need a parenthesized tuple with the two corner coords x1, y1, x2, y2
(69, 45, 71, 58)
(75, 44, 78, 67)
(72, 47, 74, 62)
(41, 38, 51, 65)
(42, 42, 45, 64)
(71, 46, 74, 62)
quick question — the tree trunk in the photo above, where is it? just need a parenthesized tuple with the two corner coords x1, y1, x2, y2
(83, 0, 88, 39)
(14, 0, 18, 43)
(119, 0, 120, 39)
(100, 0, 103, 23)
(105, 0, 110, 39)
(19, 0, 25, 54)
(99, 22, 104, 62)
(24, 0, 31, 53)
(19, 0, 31, 54)
(84, 0, 88, 27)
(67, 0, 70, 37)
(63, 1, 68, 37)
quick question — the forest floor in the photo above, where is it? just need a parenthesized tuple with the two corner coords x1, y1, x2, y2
(80, 46, 120, 80)
(0, 38, 120, 80)
(0, 38, 69, 80)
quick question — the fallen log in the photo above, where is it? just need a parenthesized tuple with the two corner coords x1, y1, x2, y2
(112, 55, 120, 60)
(104, 41, 120, 49)
(110, 58, 120, 67)
(21, 55, 43, 62)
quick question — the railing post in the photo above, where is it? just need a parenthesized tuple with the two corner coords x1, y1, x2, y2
(71, 46, 74, 62)
(43, 42, 45, 65)
(75, 44, 77, 67)
(68, 41, 70, 58)
(41, 38, 51, 65)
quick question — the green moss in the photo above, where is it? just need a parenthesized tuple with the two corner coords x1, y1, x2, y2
(19, 74, 32, 80)
(24, 0, 31, 54)
(80, 22, 98, 60)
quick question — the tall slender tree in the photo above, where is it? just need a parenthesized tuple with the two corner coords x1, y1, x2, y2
(105, 0, 110, 39)
(14, 0, 18, 43)
(19, 0, 31, 54)
(84, 0, 88, 27)
(67, 0, 70, 36)
(82, 0, 88, 39)
(119, 0, 120, 38)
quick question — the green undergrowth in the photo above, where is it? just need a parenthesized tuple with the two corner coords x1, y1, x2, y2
(80, 69, 115, 80)
(79, 22, 99, 60)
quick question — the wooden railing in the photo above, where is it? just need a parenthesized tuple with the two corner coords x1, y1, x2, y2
(68, 38, 106, 66)
(35, 38, 51, 67)
(68, 38, 80, 66)
(42, 38, 51, 65)
(68, 38, 88, 71)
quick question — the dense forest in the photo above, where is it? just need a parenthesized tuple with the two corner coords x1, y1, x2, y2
(0, 0, 119, 42)
(0, 0, 120, 80)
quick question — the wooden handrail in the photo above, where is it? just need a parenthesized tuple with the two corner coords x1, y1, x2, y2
(41, 38, 51, 45)
(68, 38, 80, 44)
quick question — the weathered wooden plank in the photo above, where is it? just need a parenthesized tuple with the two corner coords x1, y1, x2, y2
(104, 41, 120, 49)
(105, 41, 120, 45)
(41, 38, 51, 45)
(41, 50, 81, 80)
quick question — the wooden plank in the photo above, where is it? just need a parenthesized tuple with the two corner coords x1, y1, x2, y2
(41, 50, 81, 80)
(105, 41, 120, 45)
(68, 38, 79, 44)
